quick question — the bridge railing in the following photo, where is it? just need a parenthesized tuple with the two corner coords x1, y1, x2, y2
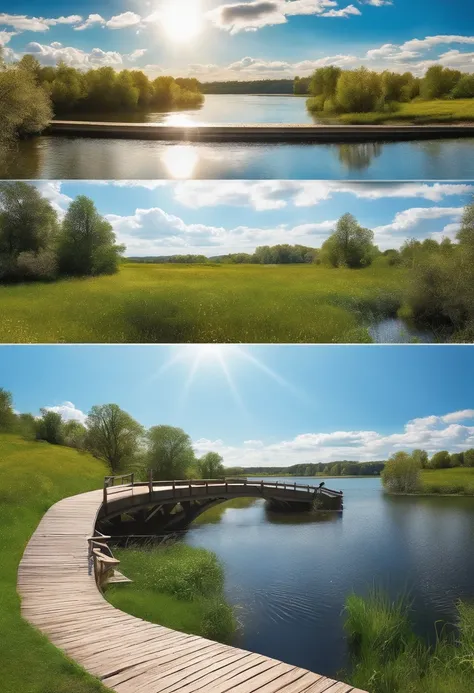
(102, 474, 343, 510)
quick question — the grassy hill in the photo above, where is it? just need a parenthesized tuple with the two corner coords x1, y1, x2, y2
(0, 262, 405, 343)
(0, 434, 107, 693)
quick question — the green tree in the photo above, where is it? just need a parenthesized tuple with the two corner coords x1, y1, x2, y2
(0, 49, 52, 146)
(449, 452, 464, 468)
(0, 387, 16, 431)
(86, 404, 143, 473)
(421, 66, 462, 99)
(198, 451, 225, 479)
(464, 449, 474, 467)
(321, 213, 377, 268)
(58, 196, 124, 276)
(335, 67, 382, 113)
(429, 450, 451, 469)
(381, 451, 421, 493)
(36, 409, 64, 445)
(412, 449, 429, 469)
(63, 420, 87, 450)
(0, 182, 59, 280)
(147, 425, 196, 480)
(17, 412, 37, 440)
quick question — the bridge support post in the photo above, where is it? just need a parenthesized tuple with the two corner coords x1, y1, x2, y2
(148, 469, 153, 501)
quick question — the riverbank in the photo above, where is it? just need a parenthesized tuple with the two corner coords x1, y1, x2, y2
(385, 467, 474, 496)
(106, 543, 236, 643)
(307, 98, 474, 126)
(0, 434, 108, 693)
(0, 262, 408, 343)
(345, 588, 474, 693)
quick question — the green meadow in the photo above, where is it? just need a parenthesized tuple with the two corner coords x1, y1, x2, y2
(420, 467, 474, 495)
(322, 99, 474, 125)
(0, 433, 108, 693)
(0, 262, 406, 343)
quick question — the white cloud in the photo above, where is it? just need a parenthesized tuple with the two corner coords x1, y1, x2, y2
(74, 14, 105, 31)
(33, 182, 72, 217)
(0, 13, 82, 32)
(401, 35, 474, 53)
(26, 42, 124, 68)
(374, 206, 464, 236)
(193, 410, 474, 467)
(128, 48, 147, 61)
(0, 30, 16, 46)
(43, 402, 87, 425)
(106, 12, 142, 30)
(207, 0, 361, 34)
(358, 0, 392, 5)
(322, 4, 361, 18)
(169, 181, 473, 211)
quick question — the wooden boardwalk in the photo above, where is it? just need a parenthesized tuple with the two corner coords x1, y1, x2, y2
(18, 488, 366, 693)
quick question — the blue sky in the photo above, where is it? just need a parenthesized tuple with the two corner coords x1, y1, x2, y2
(1, 345, 473, 466)
(36, 181, 473, 255)
(1, 1, 473, 80)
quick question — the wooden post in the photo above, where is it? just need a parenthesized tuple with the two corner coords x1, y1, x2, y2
(294, 482, 296, 491)
(172, 480, 176, 493)
(131, 473, 135, 486)
(103, 481, 108, 511)
(225, 480, 228, 493)
(205, 480, 208, 494)
(189, 482, 192, 496)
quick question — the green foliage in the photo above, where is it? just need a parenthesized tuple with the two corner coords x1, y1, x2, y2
(36, 409, 64, 445)
(412, 449, 429, 469)
(0, 387, 16, 432)
(464, 449, 474, 468)
(321, 213, 378, 268)
(345, 588, 474, 693)
(0, 433, 107, 693)
(0, 51, 52, 147)
(428, 450, 453, 469)
(0, 182, 59, 282)
(201, 79, 293, 94)
(382, 451, 421, 493)
(147, 425, 196, 479)
(293, 76, 311, 94)
(58, 196, 124, 277)
(420, 467, 474, 495)
(107, 543, 235, 643)
(35, 63, 203, 114)
(198, 451, 225, 479)
(62, 420, 87, 450)
(85, 404, 144, 473)
(306, 62, 472, 120)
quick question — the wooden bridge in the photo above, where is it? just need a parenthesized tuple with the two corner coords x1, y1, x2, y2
(18, 479, 365, 693)
(48, 120, 474, 143)
(98, 475, 343, 535)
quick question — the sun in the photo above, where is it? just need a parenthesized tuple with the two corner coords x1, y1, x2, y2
(160, 0, 203, 43)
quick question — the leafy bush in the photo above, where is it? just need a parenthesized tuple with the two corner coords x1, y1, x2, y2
(382, 452, 421, 493)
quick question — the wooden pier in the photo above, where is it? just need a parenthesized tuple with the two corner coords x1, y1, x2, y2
(17, 482, 365, 693)
(48, 120, 474, 143)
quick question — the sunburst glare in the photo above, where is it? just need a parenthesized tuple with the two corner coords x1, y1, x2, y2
(161, 145, 199, 178)
(160, 0, 203, 43)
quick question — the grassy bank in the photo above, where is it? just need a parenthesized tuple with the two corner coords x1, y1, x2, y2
(420, 467, 474, 495)
(344, 588, 474, 693)
(0, 262, 406, 343)
(106, 543, 236, 643)
(0, 434, 108, 693)
(307, 99, 474, 124)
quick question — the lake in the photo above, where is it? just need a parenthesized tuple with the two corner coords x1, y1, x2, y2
(183, 476, 474, 680)
(3, 94, 474, 179)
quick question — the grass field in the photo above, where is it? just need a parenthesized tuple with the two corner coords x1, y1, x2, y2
(307, 98, 474, 124)
(107, 544, 236, 643)
(420, 467, 474, 495)
(0, 262, 406, 343)
(0, 434, 108, 693)
(345, 588, 474, 693)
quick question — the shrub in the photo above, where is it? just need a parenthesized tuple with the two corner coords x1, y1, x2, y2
(382, 452, 421, 493)
(16, 250, 57, 281)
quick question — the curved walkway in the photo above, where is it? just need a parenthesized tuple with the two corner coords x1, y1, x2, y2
(18, 489, 366, 693)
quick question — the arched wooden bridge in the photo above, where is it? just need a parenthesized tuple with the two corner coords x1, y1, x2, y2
(98, 475, 344, 535)
(18, 478, 365, 693)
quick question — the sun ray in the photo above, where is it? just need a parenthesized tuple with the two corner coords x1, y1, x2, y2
(160, 0, 203, 43)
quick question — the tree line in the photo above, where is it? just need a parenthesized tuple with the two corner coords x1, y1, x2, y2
(224, 461, 385, 477)
(0, 182, 123, 282)
(201, 79, 294, 94)
(382, 448, 474, 494)
(0, 387, 226, 481)
(0, 50, 204, 150)
(305, 65, 474, 114)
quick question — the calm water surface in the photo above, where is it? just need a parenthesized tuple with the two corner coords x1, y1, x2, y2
(4, 95, 474, 179)
(182, 477, 474, 679)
